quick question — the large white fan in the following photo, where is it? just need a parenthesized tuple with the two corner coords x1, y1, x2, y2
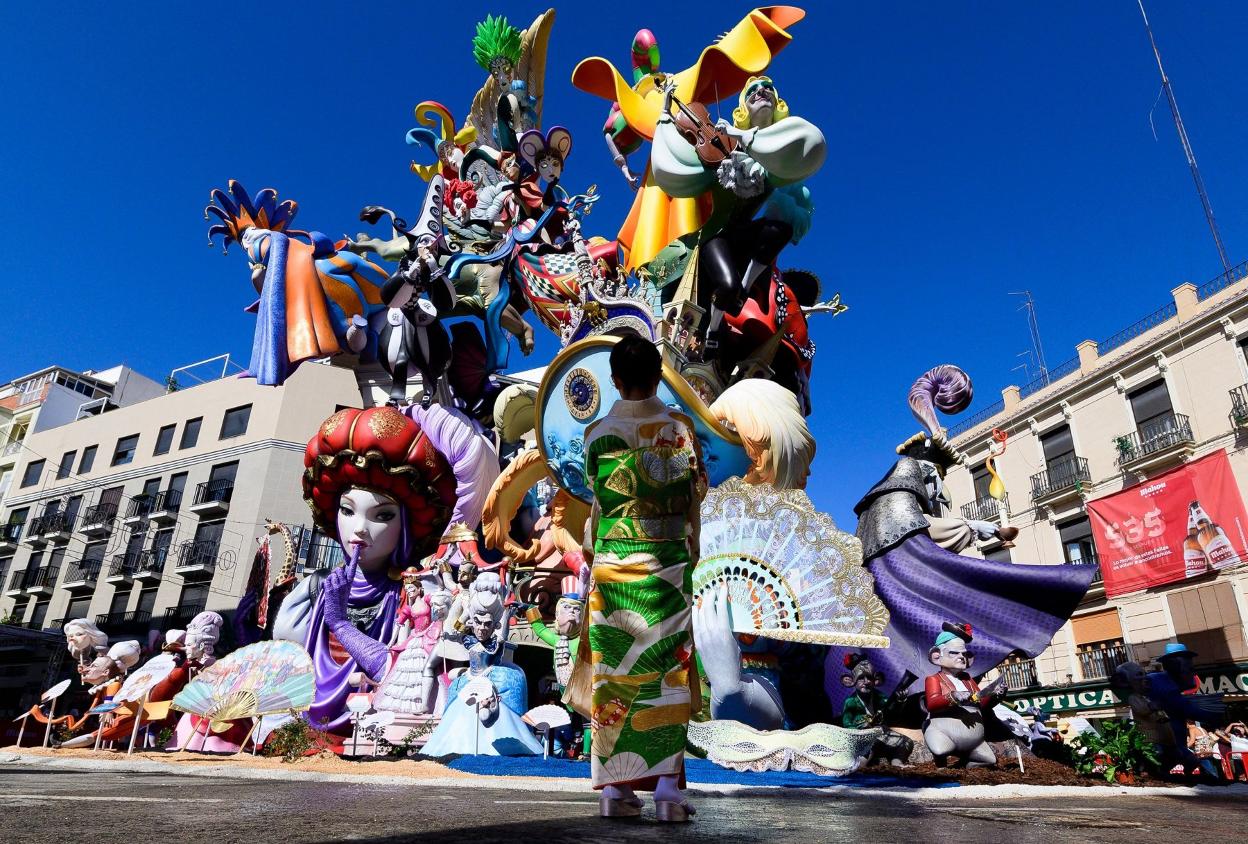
(694, 478, 889, 647)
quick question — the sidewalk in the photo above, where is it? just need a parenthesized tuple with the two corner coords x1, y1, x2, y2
(5, 747, 1243, 801)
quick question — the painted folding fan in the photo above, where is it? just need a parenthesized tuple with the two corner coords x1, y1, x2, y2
(693, 478, 890, 647)
(172, 640, 314, 731)
(114, 653, 180, 704)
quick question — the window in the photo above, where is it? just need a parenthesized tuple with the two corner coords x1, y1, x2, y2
(219, 404, 252, 439)
(56, 450, 76, 480)
(983, 546, 1013, 563)
(141, 477, 161, 498)
(178, 581, 210, 613)
(1128, 380, 1174, 429)
(193, 519, 225, 550)
(151, 528, 174, 565)
(20, 459, 44, 488)
(0, 470, 10, 500)
(166, 472, 188, 509)
(29, 598, 50, 628)
(64, 495, 83, 525)
(78, 445, 97, 474)
(83, 540, 107, 565)
(65, 595, 91, 621)
(970, 464, 992, 500)
(124, 527, 147, 562)
(180, 417, 202, 449)
(153, 424, 176, 456)
(111, 434, 139, 467)
(1059, 517, 1096, 565)
(108, 586, 132, 617)
(47, 547, 66, 573)
(1040, 425, 1075, 466)
(136, 585, 159, 617)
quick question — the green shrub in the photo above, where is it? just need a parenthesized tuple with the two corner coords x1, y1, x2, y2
(263, 717, 334, 763)
(1068, 719, 1159, 783)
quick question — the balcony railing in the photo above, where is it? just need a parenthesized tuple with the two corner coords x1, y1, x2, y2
(1113, 413, 1195, 467)
(22, 566, 59, 591)
(42, 511, 75, 537)
(1078, 642, 1132, 681)
(126, 495, 155, 521)
(63, 558, 104, 587)
(1030, 456, 1092, 501)
(177, 539, 219, 573)
(81, 501, 118, 528)
(108, 552, 143, 579)
(1231, 386, 1248, 428)
(150, 489, 182, 514)
(301, 537, 342, 573)
(163, 604, 207, 628)
(2, 440, 22, 457)
(959, 494, 1008, 522)
(134, 548, 168, 579)
(194, 479, 234, 507)
(998, 658, 1040, 689)
(25, 516, 48, 540)
(94, 609, 152, 629)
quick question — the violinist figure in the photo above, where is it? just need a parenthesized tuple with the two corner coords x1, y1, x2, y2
(651, 76, 826, 355)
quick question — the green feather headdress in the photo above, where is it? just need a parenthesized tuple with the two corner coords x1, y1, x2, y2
(472, 15, 522, 72)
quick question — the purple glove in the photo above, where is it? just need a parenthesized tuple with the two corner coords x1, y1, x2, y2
(322, 554, 389, 681)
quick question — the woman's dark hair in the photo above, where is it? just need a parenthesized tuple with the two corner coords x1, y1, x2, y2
(609, 334, 662, 393)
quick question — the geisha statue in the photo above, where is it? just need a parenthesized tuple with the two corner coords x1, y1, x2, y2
(274, 406, 458, 733)
(420, 573, 543, 756)
(824, 366, 1097, 715)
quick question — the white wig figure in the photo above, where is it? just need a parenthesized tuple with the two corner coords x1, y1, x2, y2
(185, 611, 224, 664)
(710, 379, 816, 490)
(64, 618, 109, 662)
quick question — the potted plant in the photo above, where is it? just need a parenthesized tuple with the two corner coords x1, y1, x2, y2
(1114, 436, 1135, 461)
(1069, 719, 1159, 784)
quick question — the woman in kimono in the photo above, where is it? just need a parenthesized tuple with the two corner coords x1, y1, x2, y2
(584, 335, 707, 822)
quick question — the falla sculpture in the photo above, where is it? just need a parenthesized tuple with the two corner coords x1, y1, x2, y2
(31, 6, 1100, 812)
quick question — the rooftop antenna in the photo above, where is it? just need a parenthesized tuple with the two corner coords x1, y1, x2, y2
(1009, 291, 1048, 386)
(1138, 0, 1232, 276)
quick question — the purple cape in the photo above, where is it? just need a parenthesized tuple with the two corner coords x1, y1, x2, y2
(824, 534, 1095, 714)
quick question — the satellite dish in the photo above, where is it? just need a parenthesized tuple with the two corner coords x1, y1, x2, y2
(42, 679, 72, 701)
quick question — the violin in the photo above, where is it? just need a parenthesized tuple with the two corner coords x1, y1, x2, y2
(669, 95, 737, 166)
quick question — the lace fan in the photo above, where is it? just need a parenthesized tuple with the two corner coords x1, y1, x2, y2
(693, 478, 889, 647)
(171, 640, 314, 732)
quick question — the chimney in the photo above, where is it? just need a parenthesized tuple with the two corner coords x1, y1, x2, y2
(1172, 282, 1199, 322)
(1002, 385, 1021, 412)
(1076, 340, 1099, 375)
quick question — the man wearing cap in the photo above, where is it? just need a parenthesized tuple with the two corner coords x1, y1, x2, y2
(1146, 642, 1228, 778)
(923, 622, 1007, 767)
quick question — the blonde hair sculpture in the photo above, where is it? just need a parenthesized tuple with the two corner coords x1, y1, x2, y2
(710, 378, 814, 490)
(732, 75, 790, 129)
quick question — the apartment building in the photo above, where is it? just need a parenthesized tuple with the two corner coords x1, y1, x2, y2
(944, 265, 1248, 720)
(0, 362, 363, 715)
(0, 365, 165, 504)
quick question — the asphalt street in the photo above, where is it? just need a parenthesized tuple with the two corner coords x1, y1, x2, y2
(1, 767, 1243, 844)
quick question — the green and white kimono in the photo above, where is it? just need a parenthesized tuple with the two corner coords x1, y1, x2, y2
(585, 395, 707, 789)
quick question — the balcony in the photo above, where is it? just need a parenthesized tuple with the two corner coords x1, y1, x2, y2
(162, 603, 208, 629)
(190, 479, 233, 517)
(959, 493, 1008, 523)
(106, 552, 140, 584)
(998, 657, 1040, 690)
(22, 565, 60, 595)
(79, 502, 117, 537)
(2, 440, 22, 458)
(41, 512, 74, 543)
(1231, 385, 1248, 430)
(1113, 413, 1195, 472)
(148, 489, 182, 525)
(0, 521, 21, 552)
(122, 495, 154, 528)
(94, 609, 152, 633)
(175, 539, 218, 578)
(132, 548, 167, 582)
(300, 536, 342, 573)
(4, 569, 25, 596)
(61, 558, 104, 592)
(1030, 456, 1092, 506)
(1077, 641, 1132, 682)
(23, 516, 47, 548)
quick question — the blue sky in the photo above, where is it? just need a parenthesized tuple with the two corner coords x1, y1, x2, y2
(3, 2, 1247, 526)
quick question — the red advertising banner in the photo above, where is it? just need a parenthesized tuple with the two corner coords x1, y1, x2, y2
(1087, 450, 1248, 597)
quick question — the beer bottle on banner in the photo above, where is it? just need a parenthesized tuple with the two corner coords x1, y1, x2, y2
(1192, 500, 1240, 569)
(1184, 503, 1211, 578)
